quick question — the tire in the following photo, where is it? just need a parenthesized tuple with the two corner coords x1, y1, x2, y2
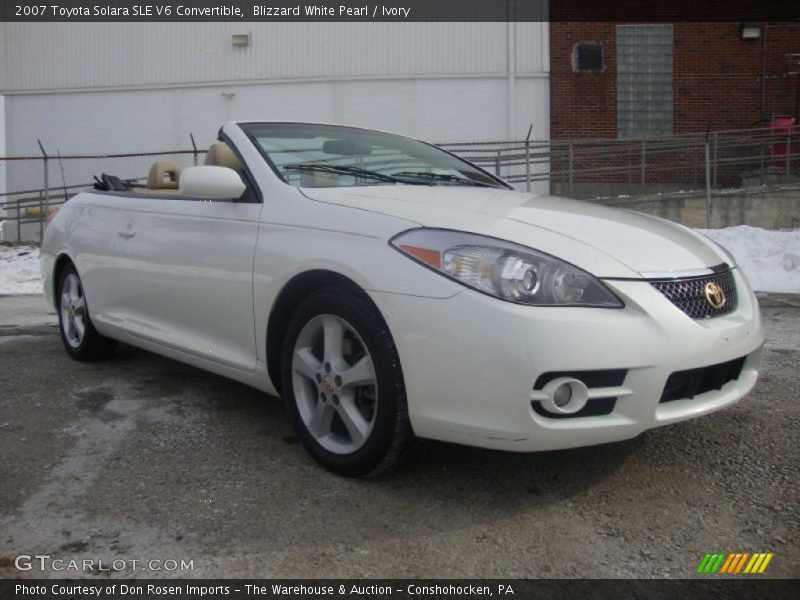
(57, 263, 118, 361)
(281, 284, 413, 477)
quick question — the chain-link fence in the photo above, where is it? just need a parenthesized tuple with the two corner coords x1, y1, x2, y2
(439, 125, 799, 229)
(0, 148, 203, 243)
(1, 125, 797, 242)
(438, 126, 799, 198)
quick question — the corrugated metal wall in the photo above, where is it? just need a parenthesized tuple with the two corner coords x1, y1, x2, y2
(1, 22, 548, 93)
(1, 19, 550, 168)
(0, 24, 8, 90)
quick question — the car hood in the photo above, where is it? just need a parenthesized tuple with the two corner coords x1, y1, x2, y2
(301, 186, 729, 279)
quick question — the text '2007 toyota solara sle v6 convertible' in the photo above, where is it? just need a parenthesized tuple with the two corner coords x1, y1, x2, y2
(42, 121, 764, 476)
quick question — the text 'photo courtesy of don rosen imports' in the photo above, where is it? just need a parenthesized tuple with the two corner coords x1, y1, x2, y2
(12, 583, 520, 598)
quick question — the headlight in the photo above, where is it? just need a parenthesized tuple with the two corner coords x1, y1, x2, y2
(390, 229, 623, 307)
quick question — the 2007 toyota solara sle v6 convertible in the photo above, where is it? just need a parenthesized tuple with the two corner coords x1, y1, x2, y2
(42, 121, 764, 476)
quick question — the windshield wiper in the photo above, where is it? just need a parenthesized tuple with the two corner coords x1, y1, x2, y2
(390, 171, 497, 187)
(283, 164, 426, 185)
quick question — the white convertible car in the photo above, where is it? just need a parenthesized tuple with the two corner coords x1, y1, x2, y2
(42, 121, 764, 476)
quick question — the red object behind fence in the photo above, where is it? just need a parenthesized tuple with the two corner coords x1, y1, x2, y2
(770, 116, 797, 170)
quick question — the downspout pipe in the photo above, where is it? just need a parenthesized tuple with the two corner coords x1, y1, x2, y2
(507, 1, 516, 140)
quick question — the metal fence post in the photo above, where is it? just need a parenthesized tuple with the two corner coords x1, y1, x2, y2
(568, 143, 574, 197)
(704, 140, 712, 228)
(38, 190, 44, 242)
(640, 140, 646, 190)
(712, 132, 718, 189)
(627, 145, 633, 186)
(190, 133, 199, 166)
(38, 139, 49, 242)
(524, 124, 532, 193)
(786, 132, 792, 178)
(525, 144, 530, 192)
(16, 196, 21, 243)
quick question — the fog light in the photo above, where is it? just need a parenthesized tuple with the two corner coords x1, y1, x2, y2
(540, 377, 589, 415)
(553, 383, 573, 407)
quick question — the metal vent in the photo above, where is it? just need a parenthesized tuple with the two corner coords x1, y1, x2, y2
(651, 270, 737, 319)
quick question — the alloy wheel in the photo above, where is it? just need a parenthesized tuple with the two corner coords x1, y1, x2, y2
(291, 314, 378, 454)
(60, 273, 86, 349)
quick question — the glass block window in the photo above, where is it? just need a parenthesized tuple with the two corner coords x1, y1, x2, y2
(617, 25, 673, 138)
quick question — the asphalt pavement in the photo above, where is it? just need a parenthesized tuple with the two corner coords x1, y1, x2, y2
(0, 293, 797, 579)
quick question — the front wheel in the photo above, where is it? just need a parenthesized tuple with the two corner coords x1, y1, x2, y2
(57, 264, 117, 361)
(281, 284, 413, 477)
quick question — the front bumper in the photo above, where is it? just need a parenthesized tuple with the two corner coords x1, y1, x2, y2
(370, 268, 764, 452)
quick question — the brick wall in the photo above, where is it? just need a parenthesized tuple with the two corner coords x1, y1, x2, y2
(550, 22, 800, 139)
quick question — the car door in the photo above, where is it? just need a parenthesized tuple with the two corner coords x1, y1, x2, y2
(60, 195, 128, 333)
(112, 194, 262, 373)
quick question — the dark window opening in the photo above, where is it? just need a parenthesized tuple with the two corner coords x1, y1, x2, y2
(573, 42, 604, 74)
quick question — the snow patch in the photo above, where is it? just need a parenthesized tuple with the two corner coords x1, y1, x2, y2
(0, 245, 43, 295)
(697, 226, 800, 293)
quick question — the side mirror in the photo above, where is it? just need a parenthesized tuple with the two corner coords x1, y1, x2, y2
(179, 166, 246, 199)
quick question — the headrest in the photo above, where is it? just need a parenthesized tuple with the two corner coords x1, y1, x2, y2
(147, 161, 183, 190)
(205, 143, 242, 171)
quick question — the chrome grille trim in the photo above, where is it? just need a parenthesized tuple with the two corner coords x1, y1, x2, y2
(651, 270, 737, 319)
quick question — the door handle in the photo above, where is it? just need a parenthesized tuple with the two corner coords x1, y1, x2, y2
(117, 229, 136, 238)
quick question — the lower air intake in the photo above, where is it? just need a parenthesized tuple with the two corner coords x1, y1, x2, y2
(660, 356, 746, 403)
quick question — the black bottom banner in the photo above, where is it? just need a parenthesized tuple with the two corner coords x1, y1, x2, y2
(1, 579, 798, 600)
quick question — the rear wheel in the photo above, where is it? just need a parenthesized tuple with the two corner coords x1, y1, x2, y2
(281, 284, 413, 477)
(57, 264, 117, 361)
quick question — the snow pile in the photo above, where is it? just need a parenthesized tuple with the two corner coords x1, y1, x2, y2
(0, 245, 43, 295)
(0, 226, 798, 295)
(697, 226, 800, 293)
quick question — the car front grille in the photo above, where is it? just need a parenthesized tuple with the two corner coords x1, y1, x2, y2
(660, 356, 746, 403)
(650, 269, 737, 319)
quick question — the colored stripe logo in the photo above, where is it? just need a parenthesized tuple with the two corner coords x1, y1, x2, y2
(697, 552, 774, 574)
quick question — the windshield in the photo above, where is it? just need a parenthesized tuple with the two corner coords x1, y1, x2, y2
(240, 122, 505, 188)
